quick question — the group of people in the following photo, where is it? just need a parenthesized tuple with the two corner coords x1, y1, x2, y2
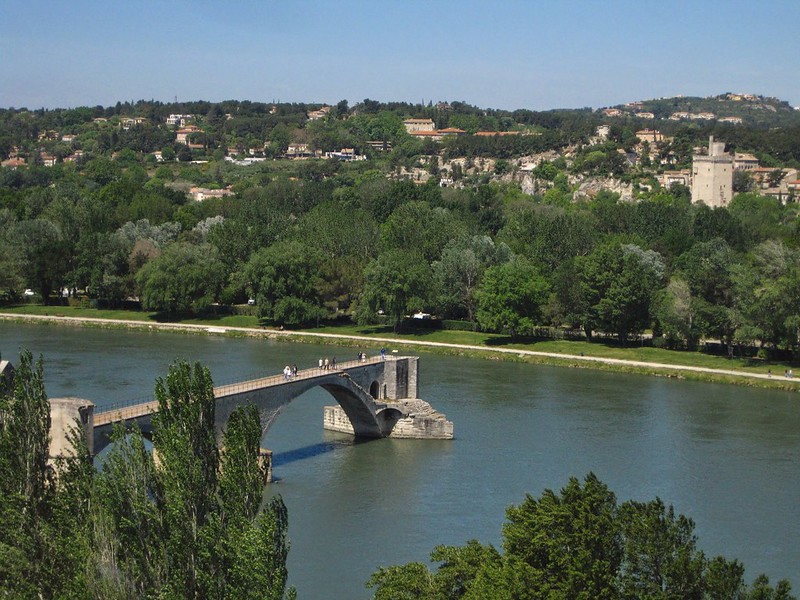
(282, 350, 391, 379)
(318, 357, 336, 370)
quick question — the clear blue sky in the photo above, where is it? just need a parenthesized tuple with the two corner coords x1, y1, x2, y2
(2, 0, 798, 111)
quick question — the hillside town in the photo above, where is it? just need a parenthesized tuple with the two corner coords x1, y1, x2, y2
(2, 93, 799, 209)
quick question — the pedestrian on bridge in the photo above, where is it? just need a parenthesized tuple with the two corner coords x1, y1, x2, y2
(331, 357, 337, 369)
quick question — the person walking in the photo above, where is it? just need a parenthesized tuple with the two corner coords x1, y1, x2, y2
(331, 356, 337, 369)
(319, 357, 323, 370)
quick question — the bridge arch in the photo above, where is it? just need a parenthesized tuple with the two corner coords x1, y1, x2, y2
(92, 357, 420, 454)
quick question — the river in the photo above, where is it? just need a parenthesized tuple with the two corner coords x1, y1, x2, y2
(2, 322, 798, 596)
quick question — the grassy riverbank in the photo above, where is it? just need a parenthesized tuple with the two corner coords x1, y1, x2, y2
(2, 304, 799, 391)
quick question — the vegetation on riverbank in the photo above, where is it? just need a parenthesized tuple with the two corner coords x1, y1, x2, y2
(2, 306, 799, 391)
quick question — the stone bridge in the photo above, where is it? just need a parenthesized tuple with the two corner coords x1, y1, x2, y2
(46, 355, 453, 460)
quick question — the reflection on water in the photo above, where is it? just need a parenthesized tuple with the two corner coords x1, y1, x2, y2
(1, 322, 798, 598)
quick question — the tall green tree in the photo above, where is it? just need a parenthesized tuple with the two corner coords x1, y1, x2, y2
(503, 473, 621, 599)
(578, 242, 665, 344)
(357, 250, 433, 331)
(433, 235, 511, 321)
(475, 258, 550, 338)
(240, 240, 325, 326)
(0, 350, 52, 599)
(136, 242, 227, 313)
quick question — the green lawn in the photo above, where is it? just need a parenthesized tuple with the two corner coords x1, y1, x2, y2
(2, 304, 797, 378)
(297, 323, 797, 375)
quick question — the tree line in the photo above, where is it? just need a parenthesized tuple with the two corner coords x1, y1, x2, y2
(3, 154, 800, 357)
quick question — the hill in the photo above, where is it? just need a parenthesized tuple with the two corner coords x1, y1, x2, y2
(605, 93, 800, 128)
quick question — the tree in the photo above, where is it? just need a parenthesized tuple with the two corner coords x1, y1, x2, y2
(498, 204, 595, 274)
(503, 473, 621, 599)
(617, 498, 706, 599)
(136, 242, 227, 313)
(475, 258, 550, 338)
(652, 277, 697, 348)
(0, 350, 51, 599)
(0, 209, 26, 295)
(675, 238, 738, 348)
(380, 201, 467, 263)
(357, 250, 433, 331)
(433, 235, 512, 321)
(93, 361, 294, 599)
(577, 243, 666, 344)
(17, 218, 69, 302)
(240, 240, 325, 326)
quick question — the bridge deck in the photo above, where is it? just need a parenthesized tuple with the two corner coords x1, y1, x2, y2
(94, 355, 386, 427)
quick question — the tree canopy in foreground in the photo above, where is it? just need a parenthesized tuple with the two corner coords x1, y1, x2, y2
(0, 351, 294, 600)
(367, 473, 795, 600)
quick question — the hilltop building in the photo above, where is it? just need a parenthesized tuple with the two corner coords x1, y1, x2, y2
(691, 136, 733, 207)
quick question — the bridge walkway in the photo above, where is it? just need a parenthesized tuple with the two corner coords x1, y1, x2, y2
(93, 355, 385, 427)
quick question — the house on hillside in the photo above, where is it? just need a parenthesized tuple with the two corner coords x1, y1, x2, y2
(176, 125, 202, 144)
(733, 153, 759, 171)
(636, 129, 663, 144)
(286, 143, 319, 159)
(166, 114, 194, 127)
(658, 170, 691, 188)
(189, 187, 234, 202)
(307, 106, 331, 120)
(1, 156, 26, 170)
(121, 117, 146, 130)
(403, 118, 435, 133)
(438, 127, 466, 137)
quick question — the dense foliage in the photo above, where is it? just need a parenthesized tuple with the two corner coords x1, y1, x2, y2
(0, 351, 294, 599)
(2, 97, 800, 358)
(367, 473, 795, 599)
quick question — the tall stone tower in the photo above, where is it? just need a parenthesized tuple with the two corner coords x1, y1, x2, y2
(691, 136, 733, 207)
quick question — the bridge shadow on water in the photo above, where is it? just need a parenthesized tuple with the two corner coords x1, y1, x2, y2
(271, 438, 373, 469)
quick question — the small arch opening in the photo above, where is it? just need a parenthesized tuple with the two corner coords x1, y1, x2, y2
(369, 381, 380, 399)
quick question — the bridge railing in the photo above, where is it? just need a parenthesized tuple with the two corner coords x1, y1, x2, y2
(95, 354, 387, 417)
